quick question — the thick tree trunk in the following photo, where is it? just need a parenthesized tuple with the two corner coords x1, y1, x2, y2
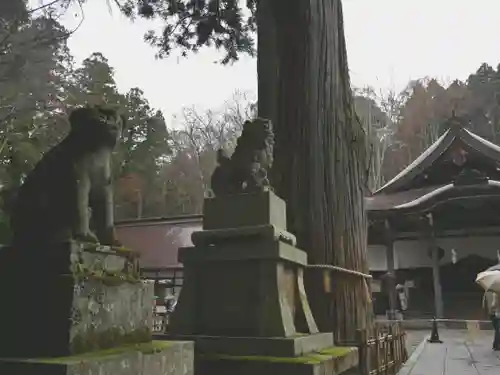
(256, 0, 278, 124)
(258, 0, 372, 343)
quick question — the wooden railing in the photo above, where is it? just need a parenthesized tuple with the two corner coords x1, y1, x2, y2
(356, 322, 408, 375)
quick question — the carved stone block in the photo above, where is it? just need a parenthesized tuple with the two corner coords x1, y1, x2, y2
(0, 241, 153, 358)
(166, 191, 358, 375)
(203, 190, 287, 231)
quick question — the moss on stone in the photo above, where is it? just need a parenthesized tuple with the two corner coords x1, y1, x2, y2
(24, 341, 172, 365)
(71, 326, 152, 354)
(88, 270, 141, 285)
(319, 346, 356, 357)
(203, 354, 325, 365)
(64, 266, 141, 286)
(123, 326, 152, 344)
(201, 346, 356, 365)
(68, 244, 141, 285)
(113, 246, 133, 253)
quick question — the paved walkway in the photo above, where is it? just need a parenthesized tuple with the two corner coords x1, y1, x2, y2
(399, 330, 500, 375)
(405, 330, 430, 356)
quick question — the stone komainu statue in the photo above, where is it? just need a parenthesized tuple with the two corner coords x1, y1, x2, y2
(11, 105, 125, 248)
(210, 118, 274, 196)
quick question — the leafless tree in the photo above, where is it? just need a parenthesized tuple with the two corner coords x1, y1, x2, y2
(354, 86, 406, 193)
(160, 91, 256, 214)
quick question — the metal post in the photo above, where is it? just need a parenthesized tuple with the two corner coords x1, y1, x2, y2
(427, 214, 444, 319)
(385, 219, 398, 320)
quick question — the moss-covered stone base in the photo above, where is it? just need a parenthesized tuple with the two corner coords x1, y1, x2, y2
(197, 346, 359, 375)
(0, 241, 154, 358)
(164, 332, 334, 357)
(71, 326, 152, 354)
(0, 340, 194, 375)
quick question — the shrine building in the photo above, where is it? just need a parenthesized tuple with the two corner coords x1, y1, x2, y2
(366, 115, 500, 320)
(115, 115, 500, 320)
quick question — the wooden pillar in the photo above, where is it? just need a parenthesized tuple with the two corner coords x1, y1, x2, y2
(384, 219, 398, 320)
(426, 213, 444, 319)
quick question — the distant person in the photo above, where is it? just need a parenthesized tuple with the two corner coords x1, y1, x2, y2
(484, 289, 500, 350)
(396, 284, 408, 318)
(381, 271, 395, 319)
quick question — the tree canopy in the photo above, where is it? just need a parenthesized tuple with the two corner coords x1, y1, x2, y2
(0, 1, 255, 241)
(112, 0, 257, 64)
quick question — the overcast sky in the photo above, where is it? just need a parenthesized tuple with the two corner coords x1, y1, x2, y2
(59, 0, 500, 121)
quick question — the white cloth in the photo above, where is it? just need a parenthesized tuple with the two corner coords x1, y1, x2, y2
(483, 291, 500, 315)
(398, 290, 408, 311)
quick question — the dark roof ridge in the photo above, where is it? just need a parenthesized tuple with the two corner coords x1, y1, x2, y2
(368, 179, 500, 216)
(373, 116, 500, 195)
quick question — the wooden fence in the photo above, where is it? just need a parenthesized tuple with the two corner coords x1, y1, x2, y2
(356, 322, 408, 375)
(153, 313, 168, 333)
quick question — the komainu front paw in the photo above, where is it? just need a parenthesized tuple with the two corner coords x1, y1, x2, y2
(74, 231, 100, 244)
(100, 227, 122, 248)
(110, 238, 123, 248)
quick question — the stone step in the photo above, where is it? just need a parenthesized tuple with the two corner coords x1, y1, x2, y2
(195, 346, 358, 375)
(0, 340, 193, 375)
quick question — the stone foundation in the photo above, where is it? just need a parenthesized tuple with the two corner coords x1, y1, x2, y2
(203, 190, 287, 230)
(169, 240, 317, 337)
(0, 241, 153, 358)
(165, 333, 334, 357)
(196, 346, 358, 375)
(0, 341, 193, 375)
(168, 191, 359, 375)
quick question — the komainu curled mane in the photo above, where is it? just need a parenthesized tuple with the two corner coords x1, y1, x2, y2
(210, 118, 274, 196)
(11, 105, 126, 248)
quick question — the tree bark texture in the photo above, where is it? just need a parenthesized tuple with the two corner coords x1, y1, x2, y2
(256, 0, 278, 126)
(258, 0, 372, 343)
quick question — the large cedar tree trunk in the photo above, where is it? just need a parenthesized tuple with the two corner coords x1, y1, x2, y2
(257, 0, 372, 343)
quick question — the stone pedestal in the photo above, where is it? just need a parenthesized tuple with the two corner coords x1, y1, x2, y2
(167, 191, 358, 375)
(0, 241, 151, 358)
(170, 240, 318, 339)
(0, 341, 194, 375)
(203, 190, 287, 230)
(196, 346, 359, 375)
(0, 241, 194, 375)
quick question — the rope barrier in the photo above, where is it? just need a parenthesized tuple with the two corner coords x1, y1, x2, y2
(307, 264, 373, 279)
(379, 318, 491, 323)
